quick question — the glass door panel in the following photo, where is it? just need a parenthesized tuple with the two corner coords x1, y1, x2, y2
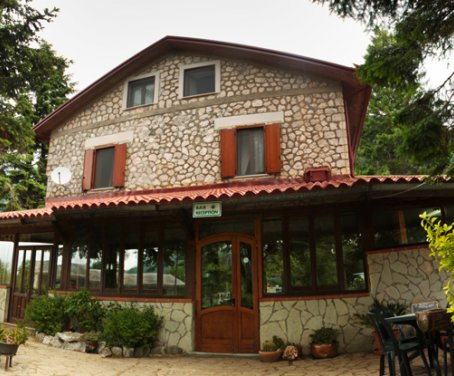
(33, 250, 43, 294)
(201, 241, 233, 309)
(239, 242, 253, 309)
(16, 249, 32, 293)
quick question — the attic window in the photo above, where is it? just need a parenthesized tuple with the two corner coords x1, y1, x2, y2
(124, 73, 159, 109)
(179, 61, 220, 98)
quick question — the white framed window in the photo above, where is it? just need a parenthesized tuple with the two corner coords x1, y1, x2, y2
(179, 61, 220, 98)
(123, 72, 159, 109)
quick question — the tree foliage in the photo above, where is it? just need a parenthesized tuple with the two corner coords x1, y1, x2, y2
(421, 213, 454, 311)
(313, 0, 454, 175)
(0, 0, 73, 211)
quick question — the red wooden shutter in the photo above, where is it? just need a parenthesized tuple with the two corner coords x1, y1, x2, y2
(265, 124, 281, 174)
(220, 128, 236, 178)
(82, 149, 95, 191)
(112, 143, 127, 188)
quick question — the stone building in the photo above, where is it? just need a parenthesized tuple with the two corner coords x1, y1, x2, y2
(0, 36, 452, 354)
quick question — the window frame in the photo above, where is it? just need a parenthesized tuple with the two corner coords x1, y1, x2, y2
(67, 221, 188, 298)
(262, 210, 368, 297)
(82, 143, 127, 191)
(220, 123, 281, 178)
(178, 61, 220, 98)
(123, 72, 159, 109)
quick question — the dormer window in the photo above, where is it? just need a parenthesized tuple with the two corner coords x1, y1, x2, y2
(179, 61, 220, 98)
(124, 73, 159, 109)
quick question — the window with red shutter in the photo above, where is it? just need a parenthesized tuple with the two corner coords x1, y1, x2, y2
(219, 124, 281, 179)
(220, 129, 236, 178)
(82, 144, 127, 190)
(264, 123, 281, 174)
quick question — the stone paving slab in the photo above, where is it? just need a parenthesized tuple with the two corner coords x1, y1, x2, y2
(2, 340, 433, 376)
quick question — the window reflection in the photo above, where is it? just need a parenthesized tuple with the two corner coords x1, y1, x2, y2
(289, 218, 311, 289)
(262, 219, 284, 294)
(341, 213, 365, 290)
(315, 215, 338, 287)
(163, 228, 186, 296)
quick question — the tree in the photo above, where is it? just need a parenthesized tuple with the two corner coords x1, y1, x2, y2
(355, 30, 451, 175)
(0, 0, 74, 211)
(312, 0, 454, 175)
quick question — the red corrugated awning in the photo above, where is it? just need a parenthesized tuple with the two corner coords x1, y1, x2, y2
(0, 175, 443, 221)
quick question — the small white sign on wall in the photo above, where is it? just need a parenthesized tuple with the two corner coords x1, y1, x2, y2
(192, 201, 222, 218)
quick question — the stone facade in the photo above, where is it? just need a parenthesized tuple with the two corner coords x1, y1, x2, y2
(101, 300, 193, 353)
(46, 53, 350, 198)
(0, 286, 9, 323)
(259, 246, 449, 354)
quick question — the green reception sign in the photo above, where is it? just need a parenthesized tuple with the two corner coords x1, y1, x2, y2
(192, 201, 222, 218)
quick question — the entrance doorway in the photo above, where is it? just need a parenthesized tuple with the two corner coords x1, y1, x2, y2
(195, 234, 259, 353)
(9, 245, 52, 322)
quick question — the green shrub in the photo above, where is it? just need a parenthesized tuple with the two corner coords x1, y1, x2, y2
(102, 305, 162, 348)
(64, 289, 105, 332)
(24, 294, 66, 335)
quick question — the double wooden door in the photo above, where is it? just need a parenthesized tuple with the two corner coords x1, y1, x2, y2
(196, 235, 259, 353)
(9, 246, 52, 322)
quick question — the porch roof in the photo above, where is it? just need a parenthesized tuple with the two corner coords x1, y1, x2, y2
(0, 175, 445, 222)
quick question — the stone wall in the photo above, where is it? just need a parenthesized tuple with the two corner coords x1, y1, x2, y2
(101, 300, 193, 353)
(46, 53, 350, 198)
(0, 286, 9, 323)
(368, 247, 449, 307)
(259, 246, 449, 354)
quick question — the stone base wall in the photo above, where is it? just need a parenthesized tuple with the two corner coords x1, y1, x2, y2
(260, 246, 449, 355)
(0, 286, 9, 323)
(260, 296, 374, 355)
(101, 301, 193, 353)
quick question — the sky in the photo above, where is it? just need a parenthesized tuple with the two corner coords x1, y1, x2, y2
(31, 0, 375, 94)
(30, 0, 451, 95)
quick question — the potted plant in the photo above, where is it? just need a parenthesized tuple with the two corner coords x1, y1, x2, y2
(282, 345, 299, 365)
(353, 297, 407, 355)
(81, 330, 101, 353)
(258, 339, 282, 362)
(310, 327, 338, 359)
(0, 325, 28, 369)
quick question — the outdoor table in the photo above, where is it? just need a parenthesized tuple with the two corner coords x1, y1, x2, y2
(387, 310, 454, 376)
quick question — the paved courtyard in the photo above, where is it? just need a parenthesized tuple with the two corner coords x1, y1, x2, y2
(3, 340, 434, 376)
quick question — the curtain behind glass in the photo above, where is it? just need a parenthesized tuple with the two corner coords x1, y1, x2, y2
(237, 128, 264, 175)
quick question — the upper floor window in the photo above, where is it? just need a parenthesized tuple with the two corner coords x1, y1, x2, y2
(179, 61, 220, 98)
(237, 128, 265, 175)
(220, 124, 281, 178)
(94, 147, 115, 188)
(124, 73, 159, 109)
(82, 144, 127, 191)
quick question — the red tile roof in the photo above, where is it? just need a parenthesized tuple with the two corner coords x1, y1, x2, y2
(0, 175, 441, 221)
(0, 207, 53, 220)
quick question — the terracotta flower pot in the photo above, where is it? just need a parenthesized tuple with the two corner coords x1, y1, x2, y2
(258, 349, 283, 362)
(310, 343, 337, 359)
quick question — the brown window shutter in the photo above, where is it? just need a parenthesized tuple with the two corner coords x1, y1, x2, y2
(82, 149, 95, 191)
(220, 128, 236, 178)
(112, 144, 127, 188)
(265, 124, 281, 174)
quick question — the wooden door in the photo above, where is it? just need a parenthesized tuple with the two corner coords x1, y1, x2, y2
(196, 235, 259, 353)
(9, 246, 52, 322)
